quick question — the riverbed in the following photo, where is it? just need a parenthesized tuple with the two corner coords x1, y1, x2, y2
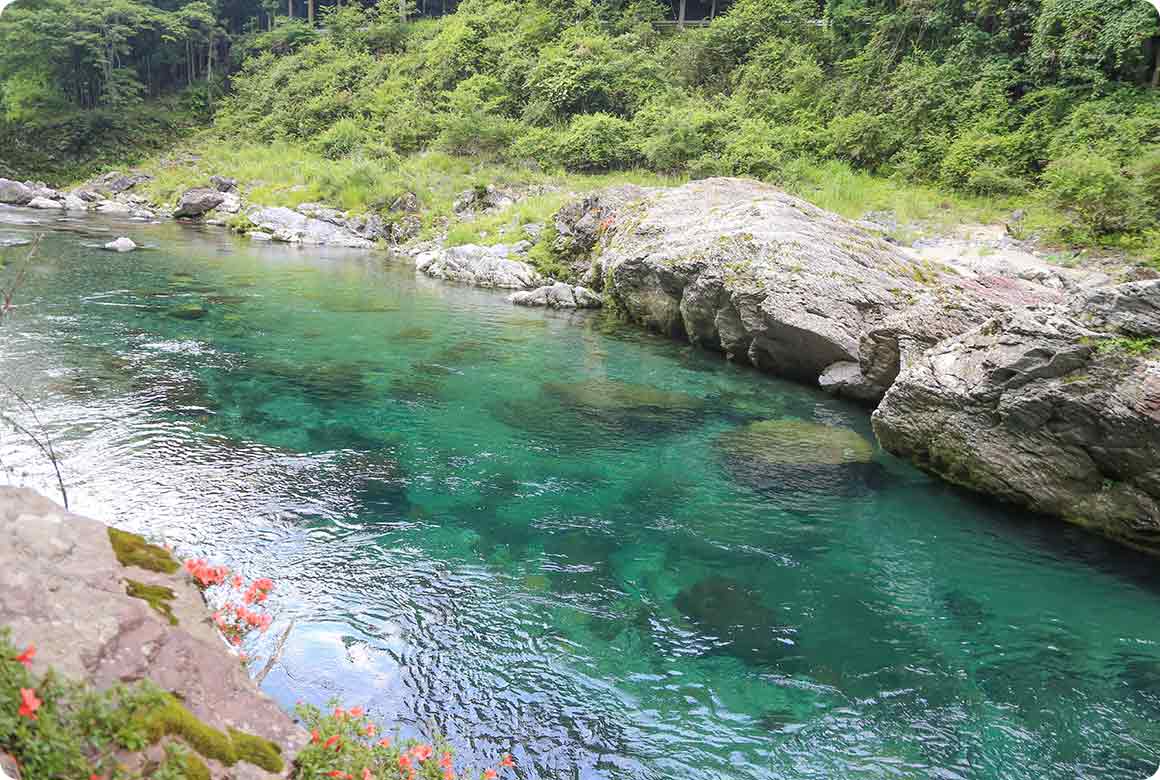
(1, 206, 1158, 779)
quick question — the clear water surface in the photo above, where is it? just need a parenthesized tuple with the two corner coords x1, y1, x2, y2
(1, 205, 1158, 780)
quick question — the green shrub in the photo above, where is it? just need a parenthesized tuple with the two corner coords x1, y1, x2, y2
(1042, 151, 1146, 236)
(555, 113, 638, 171)
(825, 111, 897, 170)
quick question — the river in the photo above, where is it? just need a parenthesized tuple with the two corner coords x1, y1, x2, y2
(1, 205, 1158, 779)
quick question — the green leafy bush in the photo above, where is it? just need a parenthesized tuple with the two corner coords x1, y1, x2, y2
(1042, 151, 1147, 236)
(555, 113, 638, 171)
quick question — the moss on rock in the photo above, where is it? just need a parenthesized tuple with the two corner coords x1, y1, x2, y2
(125, 579, 179, 625)
(108, 527, 180, 574)
(138, 694, 285, 772)
(229, 728, 284, 773)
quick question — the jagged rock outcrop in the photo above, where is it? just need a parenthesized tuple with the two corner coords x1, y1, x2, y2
(90, 171, 152, 195)
(0, 488, 304, 777)
(510, 282, 602, 309)
(554, 178, 1160, 552)
(562, 178, 1028, 396)
(416, 243, 544, 289)
(872, 296, 1160, 553)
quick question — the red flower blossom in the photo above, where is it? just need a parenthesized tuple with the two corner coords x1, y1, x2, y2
(483, 770, 497, 780)
(500, 754, 515, 768)
(349, 706, 365, 718)
(232, 575, 243, 588)
(443, 770, 454, 780)
(311, 729, 321, 744)
(334, 707, 346, 719)
(378, 738, 392, 748)
(362, 769, 373, 780)
(364, 724, 377, 737)
(439, 752, 453, 770)
(398, 755, 413, 771)
(90, 775, 105, 780)
(411, 744, 434, 762)
(18, 688, 41, 720)
(15, 644, 35, 668)
(323, 734, 341, 751)
(326, 772, 349, 779)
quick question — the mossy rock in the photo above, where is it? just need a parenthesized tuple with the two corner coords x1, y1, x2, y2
(138, 695, 284, 773)
(125, 579, 178, 625)
(543, 378, 704, 413)
(169, 304, 208, 321)
(716, 419, 887, 499)
(717, 419, 874, 467)
(108, 528, 180, 574)
(228, 728, 283, 773)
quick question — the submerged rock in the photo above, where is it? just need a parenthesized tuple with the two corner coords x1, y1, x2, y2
(674, 576, 788, 665)
(544, 378, 704, 414)
(104, 237, 137, 253)
(416, 244, 544, 290)
(716, 418, 884, 497)
(169, 303, 208, 321)
(510, 282, 602, 309)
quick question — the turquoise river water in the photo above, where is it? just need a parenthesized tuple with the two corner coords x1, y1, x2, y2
(0, 206, 1158, 779)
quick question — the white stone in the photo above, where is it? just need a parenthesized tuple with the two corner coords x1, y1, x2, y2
(103, 237, 137, 253)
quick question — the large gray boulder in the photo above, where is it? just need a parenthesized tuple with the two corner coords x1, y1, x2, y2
(563, 178, 1023, 396)
(174, 187, 226, 219)
(0, 178, 32, 205)
(246, 206, 374, 248)
(416, 244, 544, 289)
(872, 299, 1160, 554)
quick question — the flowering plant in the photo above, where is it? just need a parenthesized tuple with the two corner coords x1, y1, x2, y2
(293, 702, 516, 780)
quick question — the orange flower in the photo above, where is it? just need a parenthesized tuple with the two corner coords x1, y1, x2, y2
(398, 755, 413, 770)
(18, 688, 41, 720)
(334, 707, 346, 719)
(364, 724, 377, 737)
(499, 755, 515, 768)
(349, 706, 365, 718)
(443, 770, 454, 780)
(323, 734, 341, 751)
(326, 772, 349, 779)
(90, 775, 104, 780)
(439, 752, 453, 770)
(483, 770, 497, 780)
(311, 729, 321, 744)
(378, 738, 392, 748)
(15, 644, 35, 668)
(411, 744, 433, 762)
(362, 769, 373, 780)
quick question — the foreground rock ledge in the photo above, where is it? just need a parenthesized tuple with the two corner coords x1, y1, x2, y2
(0, 488, 305, 777)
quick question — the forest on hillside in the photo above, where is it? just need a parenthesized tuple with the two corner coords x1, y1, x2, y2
(1, 0, 1158, 245)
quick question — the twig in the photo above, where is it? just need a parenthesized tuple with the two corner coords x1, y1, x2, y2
(0, 381, 68, 509)
(255, 619, 296, 685)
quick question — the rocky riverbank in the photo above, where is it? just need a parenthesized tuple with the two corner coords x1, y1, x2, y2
(4, 169, 1157, 553)
(548, 177, 1159, 554)
(0, 487, 304, 779)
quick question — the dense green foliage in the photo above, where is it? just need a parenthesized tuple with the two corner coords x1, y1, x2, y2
(215, 0, 1160, 241)
(2, 0, 1159, 243)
